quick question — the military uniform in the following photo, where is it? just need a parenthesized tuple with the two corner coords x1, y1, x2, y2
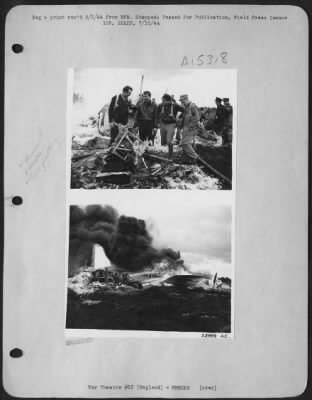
(136, 100, 158, 142)
(180, 99, 200, 162)
(223, 99, 233, 144)
(214, 103, 226, 135)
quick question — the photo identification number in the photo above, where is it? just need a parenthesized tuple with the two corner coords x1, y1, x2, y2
(181, 52, 228, 67)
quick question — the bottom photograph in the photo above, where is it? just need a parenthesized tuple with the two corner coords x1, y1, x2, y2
(66, 195, 233, 335)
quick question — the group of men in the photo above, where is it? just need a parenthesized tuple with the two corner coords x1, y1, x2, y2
(106, 85, 232, 164)
(209, 97, 233, 145)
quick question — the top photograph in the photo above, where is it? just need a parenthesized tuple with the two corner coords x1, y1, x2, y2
(69, 68, 236, 190)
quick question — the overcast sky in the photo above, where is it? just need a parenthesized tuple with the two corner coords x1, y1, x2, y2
(71, 191, 233, 276)
(72, 68, 236, 117)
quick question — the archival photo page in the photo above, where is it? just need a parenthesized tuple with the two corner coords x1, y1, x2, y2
(66, 68, 236, 338)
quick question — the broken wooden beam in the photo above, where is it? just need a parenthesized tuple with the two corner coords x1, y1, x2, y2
(144, 153, 173, 163)
(72, 151, 96, 161)
(95, 171, 133, 184)
(72, 149, 110, 161)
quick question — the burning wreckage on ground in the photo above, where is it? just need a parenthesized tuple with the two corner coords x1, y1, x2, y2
(68, 205, 231, 299)
(70, 115, 232, 190)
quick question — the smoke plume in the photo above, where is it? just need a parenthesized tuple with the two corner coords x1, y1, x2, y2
(69, 205, 183, 274)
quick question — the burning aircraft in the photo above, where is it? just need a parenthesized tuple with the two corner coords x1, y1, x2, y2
(68, 205, 198, 292)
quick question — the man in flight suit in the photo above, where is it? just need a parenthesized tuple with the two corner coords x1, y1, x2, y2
(108, 85, 133, 146)
(135, 91, 158, 144)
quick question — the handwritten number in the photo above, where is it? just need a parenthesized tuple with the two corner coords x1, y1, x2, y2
(221, 52, 228, 64)
(181, 53, 229, 68)
(197, 54, 204, 66)
(207, 55, 213, 64)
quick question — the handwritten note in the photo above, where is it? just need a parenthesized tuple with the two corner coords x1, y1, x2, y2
(18, 129, 60, 184)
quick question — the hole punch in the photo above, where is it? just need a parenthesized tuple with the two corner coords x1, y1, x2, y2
(12, 44, 24, 53)
(12, 196, 23, 206)
(10, 348, 23, 358)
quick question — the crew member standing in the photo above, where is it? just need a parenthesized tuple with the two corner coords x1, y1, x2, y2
(135, 91, 158, 144)
(108, 85, 133, 146)
(223, 98, 233, 144)
(213, 97, 226, 139)
(179, 94, 200, 164)
(157, 94, 184, 160)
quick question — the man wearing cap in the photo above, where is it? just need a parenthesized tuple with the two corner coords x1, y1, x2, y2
(171, 94, 177, 104)
(135, 91, 158, 143)
(223, 98, 233, 144)
(156, 94, 184, 160)
(108, 85, 134, 146)
(213, 97, 226, 139)
(179, 94, 200, 164)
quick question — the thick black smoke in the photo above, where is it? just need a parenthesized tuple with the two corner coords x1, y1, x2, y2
(108, 216, 159, 270)
(69, 205, 118, 275)
(70, 204, 118, 226)
(69, 205, 182, 273)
